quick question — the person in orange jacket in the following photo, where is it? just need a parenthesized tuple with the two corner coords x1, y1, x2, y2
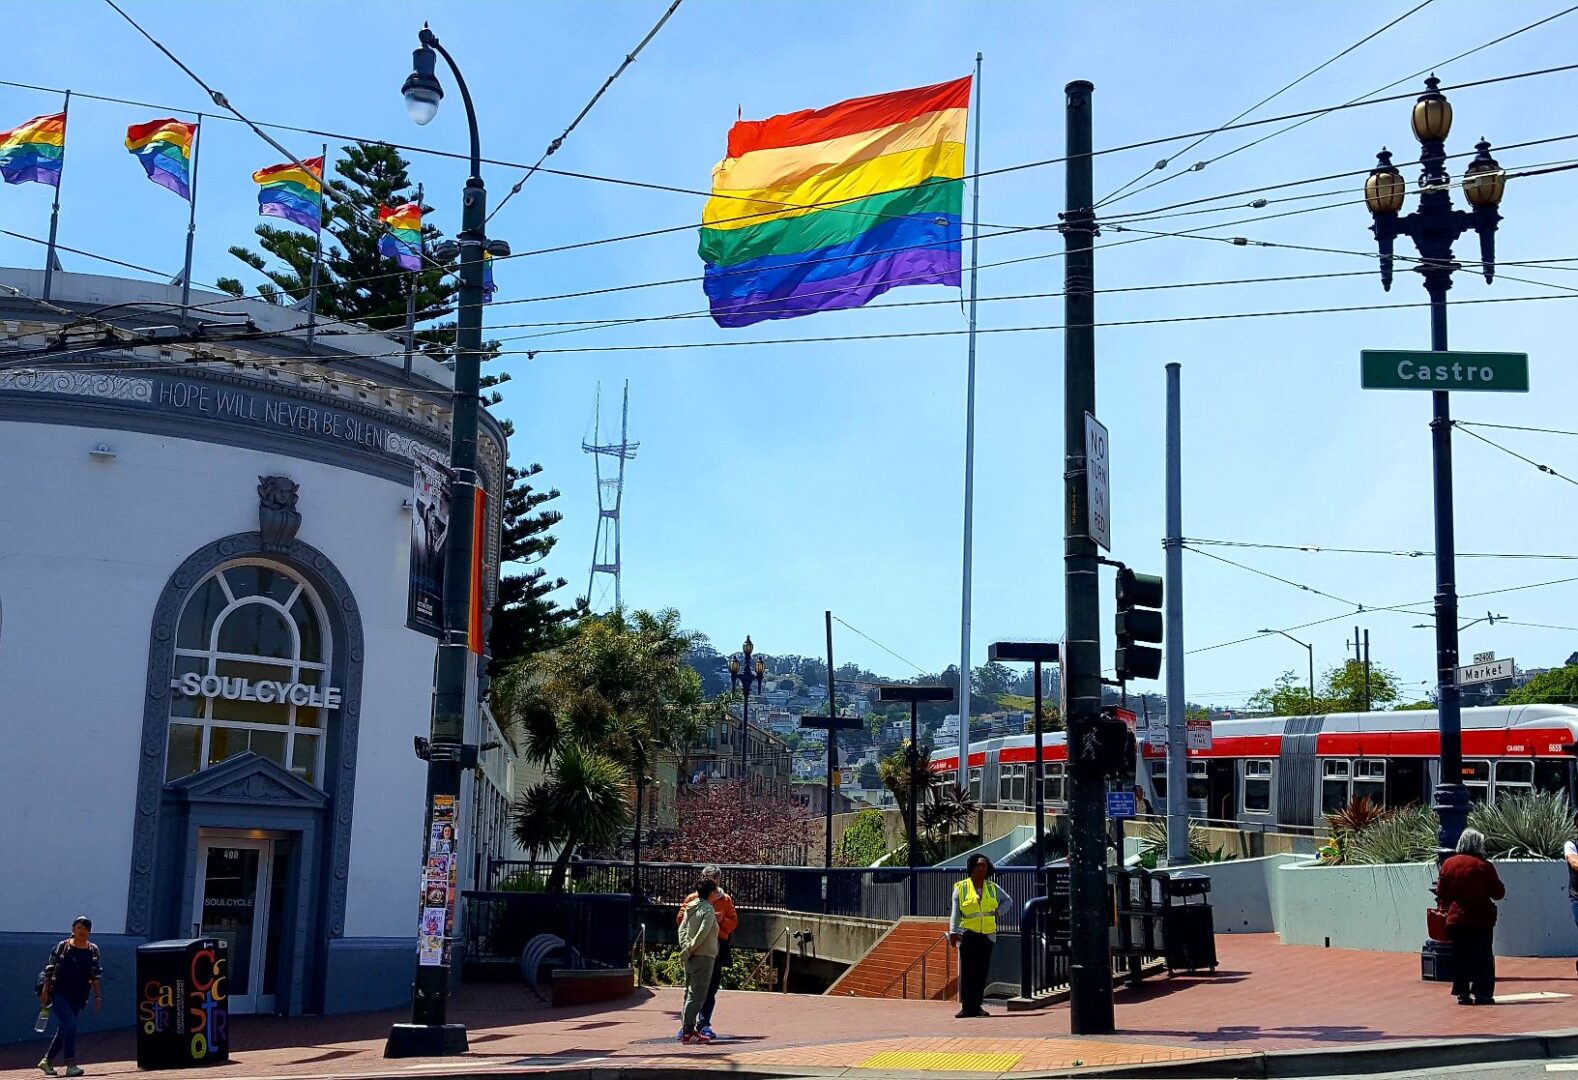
(675, 863, 737, 1039)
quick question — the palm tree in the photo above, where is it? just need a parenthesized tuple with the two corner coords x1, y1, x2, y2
(499, 608, 717, 890)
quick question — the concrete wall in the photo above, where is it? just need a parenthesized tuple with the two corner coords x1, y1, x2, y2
(1162, 855, 1304, 935)
(1274, 859, 1578, 957)
(637, 906, 890, 967)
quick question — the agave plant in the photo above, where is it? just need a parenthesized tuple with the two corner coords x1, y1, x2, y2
(1138, 817, 1234, 866)
(1345, 804, 1439, 865)
(1469, 791, 1577, 860)
(1326, 796, 1394, 840)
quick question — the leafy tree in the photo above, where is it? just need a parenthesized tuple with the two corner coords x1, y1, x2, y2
(837, 808, 889, 867)
(1249, 661, 1401, 716)
(1247, 671, 1320, 717)
(500, 609, 715, 889)
(1502, 664, 1578, 705)
(972, 662, 1016, 700)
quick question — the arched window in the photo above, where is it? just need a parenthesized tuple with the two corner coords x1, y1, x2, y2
(166, 562, 332, 786)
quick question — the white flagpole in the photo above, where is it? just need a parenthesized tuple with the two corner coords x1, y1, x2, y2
(179, 113, 202, 328)
(41, 90, 69, 301)
(956, 54, 983, 786)
(306, 142, 326, 348)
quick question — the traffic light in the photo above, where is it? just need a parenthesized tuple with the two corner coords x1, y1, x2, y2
(1078, 710, 1137, 780)
(1115, 567, 1164, 681)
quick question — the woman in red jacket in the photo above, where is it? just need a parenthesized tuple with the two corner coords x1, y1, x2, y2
(1436, 827, 1506, 1005)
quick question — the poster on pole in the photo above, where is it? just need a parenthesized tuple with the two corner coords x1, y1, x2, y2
(407, 457, 452, 638)
(417, 794, 458, 968)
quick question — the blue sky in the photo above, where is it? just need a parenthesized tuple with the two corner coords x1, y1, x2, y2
(8, 1, 1578, 706)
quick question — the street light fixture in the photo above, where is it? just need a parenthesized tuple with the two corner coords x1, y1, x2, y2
(1365, 74, 1505, 985)
(1411, 611, 1505, 633)
(988, 641, 1059, 896)
(878, 683, 955, 916)
(386, 21, 499, 1061)
(1258, 629, 1315, 707)
(729, 636, 767, 770)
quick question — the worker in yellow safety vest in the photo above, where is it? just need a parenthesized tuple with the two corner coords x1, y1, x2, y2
(949, 854, 1011, 1018)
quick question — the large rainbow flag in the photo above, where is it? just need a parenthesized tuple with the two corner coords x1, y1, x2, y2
(0, 112, 66, 187)
(125, 118, 196, 200)
(252, 156, 324, 233)
(700, 76, 969, 328)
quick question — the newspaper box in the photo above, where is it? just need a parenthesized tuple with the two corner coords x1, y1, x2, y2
(134, 938, 229, 1070)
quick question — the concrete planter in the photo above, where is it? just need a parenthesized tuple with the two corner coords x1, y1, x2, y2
(1274, 858, 1576, 957)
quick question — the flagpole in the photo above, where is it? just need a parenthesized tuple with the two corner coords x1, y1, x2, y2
(306, 142, 326, 348)
(403, 182, 423, 377)
(956, 53, 982, 785)
(179, 113, 202, 328)
(41, 90, 69, 301)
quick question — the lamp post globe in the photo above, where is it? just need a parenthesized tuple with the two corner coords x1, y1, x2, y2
(401, 42, 444, 125)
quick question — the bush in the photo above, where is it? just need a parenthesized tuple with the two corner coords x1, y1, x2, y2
(837, 808, 889, 867)
(1470, 791, 1576, 859)
(1137, 818, 1233, 868)
(639, 944, 772, 990)
(1345, 805, 1439, 865)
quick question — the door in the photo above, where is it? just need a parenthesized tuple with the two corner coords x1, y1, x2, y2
(193, 834, 280, 1014)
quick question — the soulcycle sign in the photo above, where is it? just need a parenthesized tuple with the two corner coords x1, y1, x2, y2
(170, 672, 343, 710)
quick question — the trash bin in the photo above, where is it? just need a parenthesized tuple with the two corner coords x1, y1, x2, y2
(1149, 870, 1217, 974)
(135, 938, 229, 1070)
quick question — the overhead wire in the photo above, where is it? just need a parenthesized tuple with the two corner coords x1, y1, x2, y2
(1096, 3, 1578, 212)
(1094, 0, 1437, 207)
(486, 0, 685, 224)
(1456, 420, 1578, 438)
(1182, 537, 1578, 561)
(1453, 422, 1578, 487)
(829, 616, 927, 677)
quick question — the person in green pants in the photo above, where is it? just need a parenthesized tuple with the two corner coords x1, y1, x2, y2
(676, 880, 720, 1044)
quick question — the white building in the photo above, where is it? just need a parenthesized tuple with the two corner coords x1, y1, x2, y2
(0, 272, 512, 1033)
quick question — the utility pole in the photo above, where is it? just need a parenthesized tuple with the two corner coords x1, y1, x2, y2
(1163, 363, 1187, 867)
(1363, 629, 1372, 712)
(1061, 79, 1115, 1036)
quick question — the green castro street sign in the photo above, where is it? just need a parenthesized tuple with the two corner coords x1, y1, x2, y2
(1361, 349, 1529, 392)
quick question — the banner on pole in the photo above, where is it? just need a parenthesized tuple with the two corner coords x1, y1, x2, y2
(408, 457, 452, 637)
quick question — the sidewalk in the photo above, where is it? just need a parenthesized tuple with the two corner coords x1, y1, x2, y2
(6, 935, 1577, 1078)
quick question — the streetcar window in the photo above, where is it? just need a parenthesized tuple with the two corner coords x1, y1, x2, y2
(1244, 759, 1273, 813)
(1149, 760, 1166, 801)
(1354, 760, 1386, 806)
(1013, 764, 1029, 806)
(1494, 760, 1533, 801)
(1187, 760, 1209, 803)
(1045, 762, 1065, 805)
(1535, 760, 1570, 798)
(1463, 760, 1491, 803)
(968, 767, 982, 802)
(1322, 759, 1351, 813)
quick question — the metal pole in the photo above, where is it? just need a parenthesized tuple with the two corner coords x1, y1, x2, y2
(394, 29, 486, 1053)
(1163, 361, 1188, 867)
(305, 142, 327, 349)
(632, 774, 644, 899)
(1061, 79, 1115, 1035)
(42, 90, 69, 301)
(1032, 659, 1046, 891)
(825, 610, 836, 873)
(1363, 629, 1372, 712)
(1307, 643, 1316, 706)
(957, 52, 984, 783)
(740, 679, 750, 770)
(908, 700, 920, 917)
(1429, 291, 1466, 857)
(179, 113, 202, 328)
(403, 182, 423, 378)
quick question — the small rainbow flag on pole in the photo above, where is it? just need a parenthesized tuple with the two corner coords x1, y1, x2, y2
(125, 118, 197, 200)
(701, 77, 968, 327)
(378, 202, 423, 270)
(482, 250, 496, 303)
(0, 112, 66, 187)
(252, 156, 323, 233)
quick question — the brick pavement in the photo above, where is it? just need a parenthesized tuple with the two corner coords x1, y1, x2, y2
(5, 935, 1577, 1077)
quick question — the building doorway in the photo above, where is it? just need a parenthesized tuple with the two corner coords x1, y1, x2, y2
(193, 831, 289, 1014)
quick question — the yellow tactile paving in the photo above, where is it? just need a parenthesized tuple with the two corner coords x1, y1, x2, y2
(856, 1050, 1025, 1072)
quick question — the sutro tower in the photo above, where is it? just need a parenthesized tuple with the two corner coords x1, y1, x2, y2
(582, 381, 638, 610)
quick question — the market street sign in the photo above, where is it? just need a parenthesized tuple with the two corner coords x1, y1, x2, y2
(1458, 657, 1515, 686)
(1361, 350, 1529, 392)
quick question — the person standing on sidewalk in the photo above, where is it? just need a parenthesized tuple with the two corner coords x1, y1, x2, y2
(36, 916, 102, 1076)
(1436, 828, 1505, 1006)
(949, 855, 1010, 1018)
(676, 880, 720, 1045)
(693, 864, 737, 1039)
(1563, 836, 1578, 973)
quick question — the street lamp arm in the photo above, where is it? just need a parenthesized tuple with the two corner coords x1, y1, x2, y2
(420, 27, 482, 180)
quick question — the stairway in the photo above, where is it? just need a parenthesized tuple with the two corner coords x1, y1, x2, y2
(826, 918, 955, 999)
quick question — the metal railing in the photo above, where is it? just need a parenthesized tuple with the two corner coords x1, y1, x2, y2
(880, 932, 955, 1000)
(487, 858, 1042, 932)
(745, 928, 793, 993)
(1018, 867, 1167, 1001)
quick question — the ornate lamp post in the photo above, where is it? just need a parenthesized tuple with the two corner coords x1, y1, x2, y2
(1365, 76, 1505, 981)
(729, 636, 767, 770)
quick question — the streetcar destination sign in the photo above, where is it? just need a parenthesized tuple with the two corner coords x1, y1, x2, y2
(1361, 350, 1529, 392)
